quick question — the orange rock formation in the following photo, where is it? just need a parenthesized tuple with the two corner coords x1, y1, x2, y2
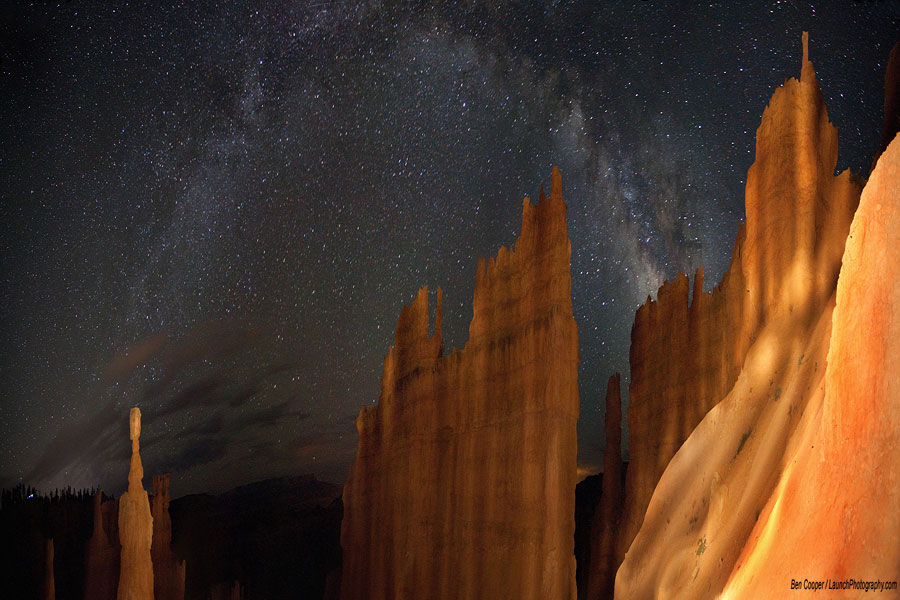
(340, 167, 580, 600)
(151, 474, 185, 600)
(117, 407, 155, 600)
(84, 489, 120, 599)
(614, 31, 860, 584)
(614, 34, 897, 599)
(585, 374, 624, 600)
(722, 103, 900, 600)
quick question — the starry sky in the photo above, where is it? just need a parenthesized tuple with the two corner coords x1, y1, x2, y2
(1, 1, 898, 497)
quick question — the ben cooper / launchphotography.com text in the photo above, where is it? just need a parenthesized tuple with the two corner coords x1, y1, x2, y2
(791, 578, 899, 592)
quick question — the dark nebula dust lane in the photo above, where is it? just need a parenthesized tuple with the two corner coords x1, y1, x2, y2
(1, 1, 897, 495)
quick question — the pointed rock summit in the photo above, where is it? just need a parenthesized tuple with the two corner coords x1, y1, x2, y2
(341, 166, 579, 600)
(723, 93, 900, 600)
(117, 407, 154, 600)
(607, 33, 860, 596)
(613, 34, 897, 598)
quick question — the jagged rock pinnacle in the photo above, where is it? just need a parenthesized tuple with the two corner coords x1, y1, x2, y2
(341, 168, 579, 599)
(117, 407, 154, 600)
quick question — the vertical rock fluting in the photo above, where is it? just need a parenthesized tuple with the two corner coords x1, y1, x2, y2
(585, 374, 624, 600)
(722, 113, 900, 600)
(151, 474, 185, 600)
(613, 34, 896, 599)
(340, 167, 580, 600)
(615, 130, 900, 600)
(84, 489, 120, 599)
(617, 31, 859, 571)
(117, 407, 154, 600)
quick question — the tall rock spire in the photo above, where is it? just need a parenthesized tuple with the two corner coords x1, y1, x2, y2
(723, 81, 900, 600)
(341, 167, 579, 600)
(612, 33, 860, 588)
(613, 33, 879, 599)
(117, 407, 154, 600)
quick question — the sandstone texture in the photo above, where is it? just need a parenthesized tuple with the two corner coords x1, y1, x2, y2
(341, 167, 580, 600)
(117, 407, 155, 600)
(614, 35, 897, 599)
(151, 474, 185, 600)
(615, 31, 859, 581)
(721, 104, 900, 600)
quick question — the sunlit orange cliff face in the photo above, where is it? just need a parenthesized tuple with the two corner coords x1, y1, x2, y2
(340, 168, 580, 600)
(614, 33, 899, 599)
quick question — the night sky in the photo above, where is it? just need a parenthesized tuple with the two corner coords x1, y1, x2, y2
(2, 1, 897, 497)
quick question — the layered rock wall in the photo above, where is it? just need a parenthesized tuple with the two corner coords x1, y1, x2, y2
(618, 31, 860, 564)
(340, 167, 580, 600)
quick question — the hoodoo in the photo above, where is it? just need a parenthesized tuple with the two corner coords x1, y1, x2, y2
(117, 407, 154, 600)
(613, 33, 896, 599)
(340, 167, 580, 600)
(722, 120, 900, 599)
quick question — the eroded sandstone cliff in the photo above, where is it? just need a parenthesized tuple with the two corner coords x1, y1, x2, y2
(721, 106, 900, 600)
(614, 34, 897, 599)
(614, 31, 860, 586)
(340, 167, 580, 600)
